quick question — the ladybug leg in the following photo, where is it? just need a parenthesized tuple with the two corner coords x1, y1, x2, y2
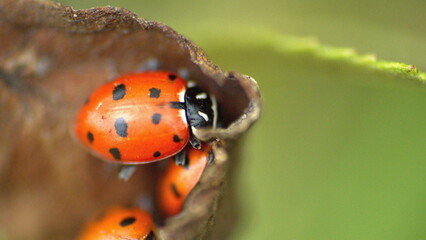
(137, 58, 160, 72)
(189, 131, 202, 149)
(105, 59, 120, 80)
(174, 150, 188, 167)
(136, 194, 154, 214)
(177, 68, 190, 80)
(118, 165, 137, 181)
(207, 150, 215, 164)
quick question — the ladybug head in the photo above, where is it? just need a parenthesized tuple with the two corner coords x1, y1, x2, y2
(185, 86, 217, 130)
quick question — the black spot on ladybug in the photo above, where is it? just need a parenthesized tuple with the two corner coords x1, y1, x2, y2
(114, 117, 128, 137)
(84, 97, 90, 105)
(168, 74, 177, 81)
(119, 216, 136, 227)
(112, 84, 126, 100)
(173, 134, 183, 143)
(153, 151, 161, 158)
(171, 183, 181, 198)
(109, 148, 121, 160)
(169, 101, 185, 109)
(152, 113, 162, 125)
(146, 230, 156, 240)
(149, 88, 161, 98)
(87, 131, 94, 143)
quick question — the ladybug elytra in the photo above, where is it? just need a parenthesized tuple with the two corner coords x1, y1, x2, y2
(77, 206, 157, 240)
(75, 71, 217, 164)
(157, 143, 213, 217)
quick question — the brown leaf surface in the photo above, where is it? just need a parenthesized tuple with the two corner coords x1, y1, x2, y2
(0, 0, 261, 239)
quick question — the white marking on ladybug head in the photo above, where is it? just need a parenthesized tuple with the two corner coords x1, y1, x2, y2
(195, 92, 208, 99)
(198, 111, 209, 122)
(191, 126, 199, 136)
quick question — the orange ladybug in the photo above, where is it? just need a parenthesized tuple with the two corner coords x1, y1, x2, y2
(157, 144, 214, 217)
(75, 71, 217, 164)
(77, 206, 157, 240)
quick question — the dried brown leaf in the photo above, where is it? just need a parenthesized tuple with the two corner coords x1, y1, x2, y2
(0, 0, 261, 239)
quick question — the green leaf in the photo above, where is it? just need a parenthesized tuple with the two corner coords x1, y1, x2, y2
(191, 28, 426, 85)
(192, 29, 426, 240)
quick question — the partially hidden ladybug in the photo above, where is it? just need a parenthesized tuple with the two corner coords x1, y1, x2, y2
(77, 206, 157, 240)
(75, 71, 217, 164)
(157, 143, 214, 217)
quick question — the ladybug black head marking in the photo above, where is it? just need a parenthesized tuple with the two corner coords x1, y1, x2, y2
(185, 86, 217, 129)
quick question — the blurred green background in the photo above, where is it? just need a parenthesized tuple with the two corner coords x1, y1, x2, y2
(57, 1, 426, 239)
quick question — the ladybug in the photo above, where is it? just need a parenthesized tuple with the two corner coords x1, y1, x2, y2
(77, 206, 157, 240)
(157, 143, 214, 217)
(75, 71, 217, 164)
